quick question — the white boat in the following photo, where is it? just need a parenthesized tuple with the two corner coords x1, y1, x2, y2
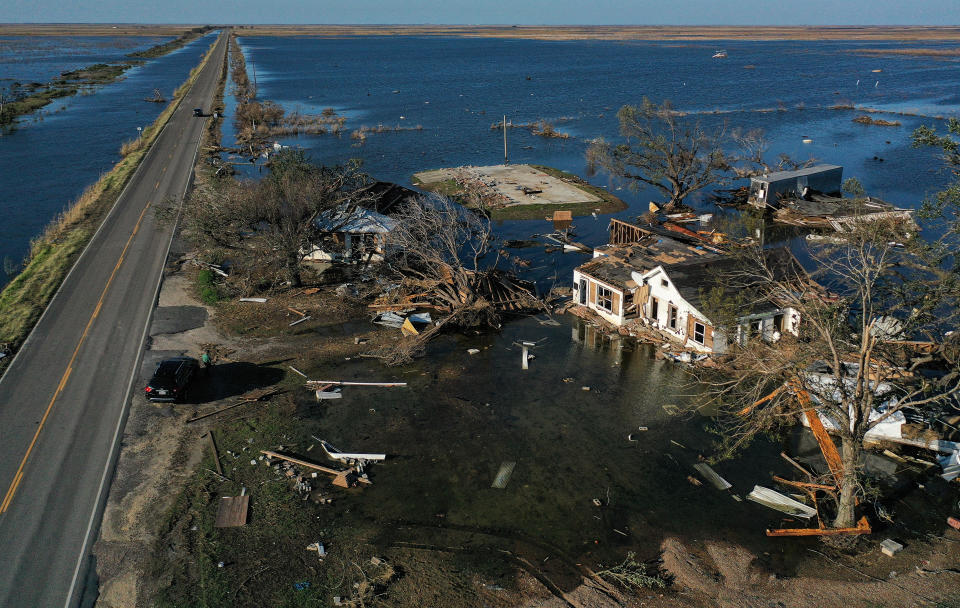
(712, 50, 728, 59)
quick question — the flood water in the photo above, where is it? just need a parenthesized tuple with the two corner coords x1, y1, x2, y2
(303, 316, 820, 574)
(0, 32, 218, 284)
(233, 35, 960, 573)
(233, 35, 960, 285)
(0, 35, 166, 85)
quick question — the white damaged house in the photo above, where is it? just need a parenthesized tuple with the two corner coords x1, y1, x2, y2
(572, 225, 804, 354)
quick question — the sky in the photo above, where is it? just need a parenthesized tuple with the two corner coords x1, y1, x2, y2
(2, 0, 959, 25)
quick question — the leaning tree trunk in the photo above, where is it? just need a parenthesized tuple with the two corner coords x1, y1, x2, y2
(833, 434, 860, 529)
(285, 253, 302, 288)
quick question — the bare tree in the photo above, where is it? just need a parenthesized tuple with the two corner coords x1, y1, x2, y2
(695, 215, 960, 529)
(587, 98, 729, 208)
(185, 150, 371, 291)
(383, 193, 501, 319)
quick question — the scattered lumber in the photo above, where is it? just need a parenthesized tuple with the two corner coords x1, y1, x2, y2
(208, 431, 224, 476)
(186, 388, 283, 423)
(693, 463, 732, 490)
(260, 449, 371, 487)
(747, 485, 817, 519)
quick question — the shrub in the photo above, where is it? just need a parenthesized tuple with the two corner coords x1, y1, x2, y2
(196, 269, 222, 305)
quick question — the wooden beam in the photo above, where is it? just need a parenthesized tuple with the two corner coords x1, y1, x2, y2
(766, 516, 871, 537)
(801, 405, 845, 486)
(304, 380, 407, 387)
(260, 449, 372, 485)
(208, 431, 224, 476)
(185, 388, 282, 423)
(772, 475, 836, 492)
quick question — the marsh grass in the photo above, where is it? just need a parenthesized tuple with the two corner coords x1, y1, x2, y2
(0, 39, 220, 374)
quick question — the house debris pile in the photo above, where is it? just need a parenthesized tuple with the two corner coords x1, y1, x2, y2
(413, 164, 602, 212)
(369, 269, 541, 316)
(745, 164, 915, 232)
(775, 195, 915, 232)
(260, 448, 374, 497)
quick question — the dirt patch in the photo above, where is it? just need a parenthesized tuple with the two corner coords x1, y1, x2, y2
(661, 535, 960, 607)
(93, 267, 249, 608)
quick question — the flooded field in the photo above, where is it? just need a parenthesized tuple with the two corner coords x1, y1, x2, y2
(228, 35, 960, 287)
(0, 31, 217, 285)
(295, 316, 819, 573)
(0, 35, 166, 84)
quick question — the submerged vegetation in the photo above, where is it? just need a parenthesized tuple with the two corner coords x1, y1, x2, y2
(228, 32, 346, 146)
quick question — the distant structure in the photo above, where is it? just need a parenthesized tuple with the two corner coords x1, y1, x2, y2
(748, 164, 843, 209)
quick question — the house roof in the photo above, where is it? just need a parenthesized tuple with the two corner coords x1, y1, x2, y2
(579, 235, 720, 290)
(750, 164, 842, 185)
(662, 248, 805, 318)
(314, 204, 398, 234)
(357, 181, 419, 215)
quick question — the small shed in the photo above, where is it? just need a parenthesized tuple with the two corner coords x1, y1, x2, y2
(749, 164, 843, 208)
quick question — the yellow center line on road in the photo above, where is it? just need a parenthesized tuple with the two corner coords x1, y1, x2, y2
(0, 200, 154, 515)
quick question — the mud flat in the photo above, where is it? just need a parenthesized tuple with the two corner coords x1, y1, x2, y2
(413, 163, 626, 220)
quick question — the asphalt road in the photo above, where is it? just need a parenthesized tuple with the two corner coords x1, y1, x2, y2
(0, 30, 227, 608)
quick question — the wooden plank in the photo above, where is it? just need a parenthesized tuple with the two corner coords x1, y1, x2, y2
(208, 431, 224, 476)
(185, 388, 282, 424)
(766, 516, 871, 537)
(215, 495, 249, 528)
(801, 404, 844, 486)
(260, 449, 372, 485)
(304, 380, 407, 387)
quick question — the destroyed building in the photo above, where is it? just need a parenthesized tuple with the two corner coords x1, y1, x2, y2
(573, 221, 803, 353)
(748, 164, 843, 208)
(303, 182, 417, 264)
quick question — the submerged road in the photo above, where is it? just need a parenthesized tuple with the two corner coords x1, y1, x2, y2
(0, 31, 227, 607)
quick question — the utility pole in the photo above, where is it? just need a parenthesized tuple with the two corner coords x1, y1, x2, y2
(503, 114, 508, 165)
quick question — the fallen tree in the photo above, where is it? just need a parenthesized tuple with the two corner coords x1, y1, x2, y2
(368, 195, 542, 364)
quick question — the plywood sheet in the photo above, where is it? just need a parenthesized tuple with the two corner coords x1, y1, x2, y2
(215, 495, 249, 527)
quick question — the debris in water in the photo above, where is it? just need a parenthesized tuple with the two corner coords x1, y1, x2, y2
(880, 539, 903, 557)
(693, 463, 732, 490)
(491, 461, 517, 489)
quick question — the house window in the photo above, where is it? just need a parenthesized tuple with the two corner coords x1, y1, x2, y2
(597, 285, 613, 312)
(661, 279, 669, 288)
(668, 305, 678, 330)
(650, 297, 659, 320)
(693, 322, 706, 345)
